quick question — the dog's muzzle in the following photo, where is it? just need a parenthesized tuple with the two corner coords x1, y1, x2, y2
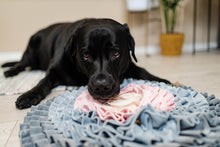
(88, 73, 120, 102)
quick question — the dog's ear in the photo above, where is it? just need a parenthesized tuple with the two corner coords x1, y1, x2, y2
(64, 31, 78, 59)
(123, 23, 137, 62)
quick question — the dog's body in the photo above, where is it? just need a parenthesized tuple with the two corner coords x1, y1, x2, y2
(2, 18, 170, 109)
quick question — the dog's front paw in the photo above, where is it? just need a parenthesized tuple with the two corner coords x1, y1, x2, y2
(16, 92, 42, 109)
(4, 69, 19, 77)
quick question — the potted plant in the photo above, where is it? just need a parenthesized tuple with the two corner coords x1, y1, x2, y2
(160, 0, 184, 56)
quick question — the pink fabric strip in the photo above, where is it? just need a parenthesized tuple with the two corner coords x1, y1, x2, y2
(74, 83, 175, 123)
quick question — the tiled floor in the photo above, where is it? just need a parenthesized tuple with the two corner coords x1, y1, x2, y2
(0, 51, 220, 147)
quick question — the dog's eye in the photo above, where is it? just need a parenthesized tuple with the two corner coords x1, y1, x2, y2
(83, 53, 89, 61)
(112, 50, 120, 58)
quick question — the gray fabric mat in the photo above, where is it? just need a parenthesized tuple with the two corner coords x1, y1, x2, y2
(19, 79, 220, 147)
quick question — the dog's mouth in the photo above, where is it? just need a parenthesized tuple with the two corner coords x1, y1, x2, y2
(88, 84, 120, 103)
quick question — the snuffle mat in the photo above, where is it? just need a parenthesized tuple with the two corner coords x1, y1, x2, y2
(19, 79, 220, 147)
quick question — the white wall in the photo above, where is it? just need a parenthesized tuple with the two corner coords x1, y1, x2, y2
(0, 0, 126, 51)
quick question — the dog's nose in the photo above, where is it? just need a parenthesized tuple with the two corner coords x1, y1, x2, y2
(91, 74, 113, 93)
(93, 78, 112, 93)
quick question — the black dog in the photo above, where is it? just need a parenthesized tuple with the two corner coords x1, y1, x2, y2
(2, 18, 170, 109)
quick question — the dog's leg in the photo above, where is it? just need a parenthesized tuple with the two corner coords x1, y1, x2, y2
(3, 35, 41, 77)
(15, 70, 59, 109)
(3, 62, 28, 77)
(1, 61, 19, 68)
(3, 49, 31, 77)
(125, 63, 171, 84)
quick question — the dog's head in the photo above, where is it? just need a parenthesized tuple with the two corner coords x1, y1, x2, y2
(65, 19, 137, 102)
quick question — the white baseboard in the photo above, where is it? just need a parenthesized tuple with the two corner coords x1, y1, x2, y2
(135, 42, 218, 55)
(0, 51, 22, 62)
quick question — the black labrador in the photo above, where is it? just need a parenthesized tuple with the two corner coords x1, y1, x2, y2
(2, 18, 171, 109)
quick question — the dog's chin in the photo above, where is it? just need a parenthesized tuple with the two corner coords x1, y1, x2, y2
(88, 86, 120, 104)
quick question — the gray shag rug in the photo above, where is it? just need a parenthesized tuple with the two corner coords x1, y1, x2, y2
(19, 79, 220, 147)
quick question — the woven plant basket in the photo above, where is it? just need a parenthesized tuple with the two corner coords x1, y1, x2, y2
(160, 33, 184, 56)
